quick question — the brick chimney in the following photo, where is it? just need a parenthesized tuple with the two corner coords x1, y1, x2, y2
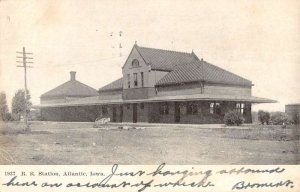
(70, 71, 76, 81)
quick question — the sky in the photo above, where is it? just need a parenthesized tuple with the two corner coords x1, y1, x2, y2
(0, 0, 299, 112)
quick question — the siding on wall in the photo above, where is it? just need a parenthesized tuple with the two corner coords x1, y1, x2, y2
(41, 98, 66, 104)
(156, 82, 252, 97)
(156, 82, 203, 96)
(137, 103, 149, 122)
(122, 87, 156, 99)
(204, 84, 251, 96)
(122, 104, 133, 122)
(99, 89, 122, 96)
(98, 92, 122, 100)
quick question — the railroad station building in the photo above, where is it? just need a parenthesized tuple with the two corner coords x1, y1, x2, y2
(39, 44, 275, 123)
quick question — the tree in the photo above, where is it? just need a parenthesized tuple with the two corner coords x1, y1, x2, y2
(0, 92, 10, 121)
(11, 89, 32, 121)
(258, 110, 270, 125)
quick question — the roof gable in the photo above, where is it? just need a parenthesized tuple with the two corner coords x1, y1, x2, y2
(136, 46, 198, 71)
(41, 80, 99, 98)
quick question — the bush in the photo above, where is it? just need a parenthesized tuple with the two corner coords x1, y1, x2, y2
(4, 113, 12, 121)
(270, 112, 293, 125)
(224, 110, 245, 126)
(258, 110, 270, 125)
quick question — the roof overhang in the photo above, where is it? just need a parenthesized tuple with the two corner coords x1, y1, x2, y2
(35, 94, 276, 108)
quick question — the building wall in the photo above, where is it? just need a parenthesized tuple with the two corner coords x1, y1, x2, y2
(148, 102, 175, 123)
(137, 103, 149, 122)
(204, 83, 251, 96)
(41, 101, 252, 124)
(285, 104, 300, 124)
(122, 88, 156, 99)
(40, 97, 66, 104)
(147, 101, 252, 124)
(157, 82, 203, 96)
(40, 105, 102, 122)
(156, 83, 251, 97)
(121, 103, 149, 122)
(122, 104, 133, 122)
(41, 95, 99, 104)
(99, 89, 122, 97)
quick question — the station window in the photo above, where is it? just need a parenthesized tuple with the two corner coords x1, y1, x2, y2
(126, 104, 130, 110)
(141, 72, 144, 87)
(210, 103, 214, 114)
(132, 59, 140, 68)
(133, 73, 138, 87)
(140, 103, 144, 109)
(210, 102, 221, 115)
(236, 103, 245, 114)
(159, 102, 169, 115)
(127, 74, 130, 88)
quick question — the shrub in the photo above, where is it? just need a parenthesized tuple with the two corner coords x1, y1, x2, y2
(270, 112, 293, 125)
(224, 110, 245, 126)
(258, 110, 270, 125)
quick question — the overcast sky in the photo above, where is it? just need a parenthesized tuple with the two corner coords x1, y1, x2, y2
(0, 0, 299, 111)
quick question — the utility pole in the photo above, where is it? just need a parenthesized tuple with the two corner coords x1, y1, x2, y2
(119, 31, 123, 57)
(16, 47, 33, 132)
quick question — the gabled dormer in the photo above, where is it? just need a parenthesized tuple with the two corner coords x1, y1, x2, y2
(121, 44, 156, 99)
(121, 43, 201, 99)
(122, 44, 151, 90)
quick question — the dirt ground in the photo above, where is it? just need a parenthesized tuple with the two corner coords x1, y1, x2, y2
(0, 122, 299, 164)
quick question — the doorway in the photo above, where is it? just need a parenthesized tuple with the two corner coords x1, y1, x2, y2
(112, 106, 116, 122)
(175, 102, 180, 123)
(119, 105, 123, 122)
(132, 103, 137, 123)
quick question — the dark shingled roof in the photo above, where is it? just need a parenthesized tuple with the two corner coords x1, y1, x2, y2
(99, 77, 123, 91)
(136, 46, 197, 71)
(41, 80, 99, 98)
(156, 60, 252, 86)
(100, 45, 252, 90)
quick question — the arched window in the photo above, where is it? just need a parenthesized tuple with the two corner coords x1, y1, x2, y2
(132, 59, 139, 68)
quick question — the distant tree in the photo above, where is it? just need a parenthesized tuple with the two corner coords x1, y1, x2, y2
(258, 110, 270, 125)
(11, 89, 32, 121)
(224, 110, 245, 126)
(0, 92, 10, 121)
(270, 112, 292, 125)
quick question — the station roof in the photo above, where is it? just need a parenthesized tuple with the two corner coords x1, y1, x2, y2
(37, 94, 276, 108)
(41, 72, 99, 98)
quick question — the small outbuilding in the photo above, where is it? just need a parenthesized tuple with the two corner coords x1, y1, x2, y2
(40, 71, 99, 121)
(285, 104, 300, 124)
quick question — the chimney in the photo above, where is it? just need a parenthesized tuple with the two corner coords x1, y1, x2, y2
(70, 71, 76, 81)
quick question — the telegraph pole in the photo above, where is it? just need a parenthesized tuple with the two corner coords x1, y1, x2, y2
(16, 47, 33, 132)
